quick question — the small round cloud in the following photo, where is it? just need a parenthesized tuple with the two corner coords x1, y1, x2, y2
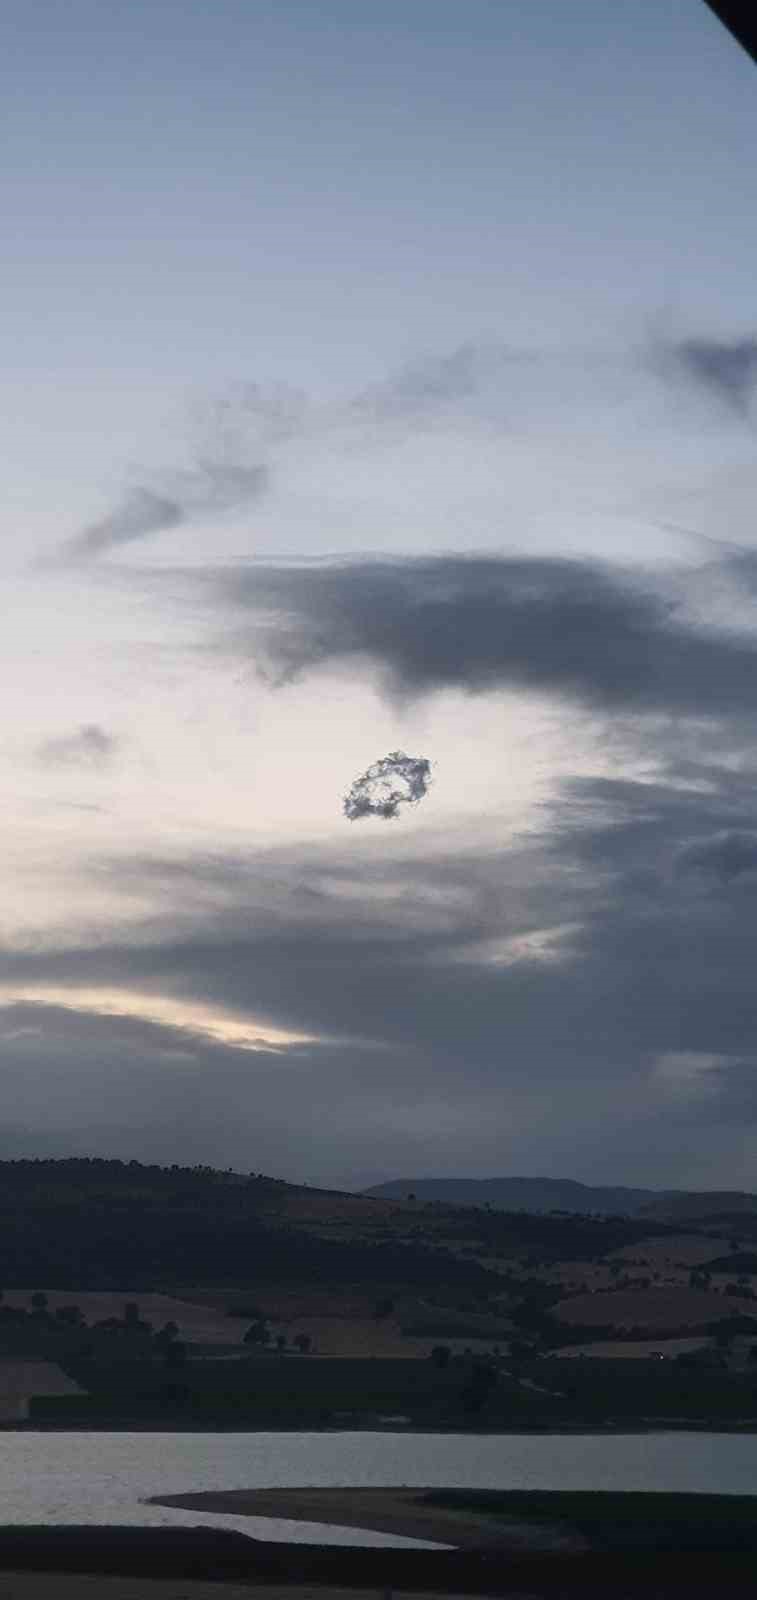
(343, 751, 432, 822)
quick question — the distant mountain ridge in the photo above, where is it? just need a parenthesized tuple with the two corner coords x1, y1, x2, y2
(364, 1175, 757, 1218)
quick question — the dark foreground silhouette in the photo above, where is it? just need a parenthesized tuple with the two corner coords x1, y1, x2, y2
(0, 1526, 756, 1597)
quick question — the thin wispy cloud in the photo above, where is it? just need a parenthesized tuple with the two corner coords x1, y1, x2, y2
(57, 464, 268, 567)
(59, 489, 184, 566)
(37, 724, 119, 770)
(51, 330, 757, 574)
(349, 341, 536, 424)
(54, 383, 279, 568)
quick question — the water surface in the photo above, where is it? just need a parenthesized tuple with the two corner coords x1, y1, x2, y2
(1, 1431, 755, 1547)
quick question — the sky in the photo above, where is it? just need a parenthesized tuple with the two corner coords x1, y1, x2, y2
(3, 0, 757, 1190)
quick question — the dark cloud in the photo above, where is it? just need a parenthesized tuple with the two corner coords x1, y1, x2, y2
(654, 332, 757, 418)
(0, 1001, 335, 1173)
(674, 829, 757, 883)
(37, 724, 118, 770)
(343, 751, 432, 821)
(211, 553, 757, 720)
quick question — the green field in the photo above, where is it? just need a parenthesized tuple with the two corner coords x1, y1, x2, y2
(25, 1347, 757, 1430)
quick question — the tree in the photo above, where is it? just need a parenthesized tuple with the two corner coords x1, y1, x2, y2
(460, 1359, 497, 1414)
(160, 1379, 189, 1408)
(164, 1339, 187, 1369)
(154, 1321, 181, 1353)
(243, 1320, 270, 1346)
(55, 1304, 83, 1327)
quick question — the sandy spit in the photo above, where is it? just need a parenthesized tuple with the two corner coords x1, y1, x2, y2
(150, 1489, 584, 1553)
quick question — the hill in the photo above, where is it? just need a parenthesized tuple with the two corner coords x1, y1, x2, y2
(366, 1176, 664, 1213)
(0, 1158, 670, 1290)
(639, 1191, 757, 1223)
(4, 1158, 757, 1428)
(366, 1176, 757, 1219)
(0, 1158, 482, 1291)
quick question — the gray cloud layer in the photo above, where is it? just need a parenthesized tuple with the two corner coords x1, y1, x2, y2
(4, 742, 757, 1184)
(675, 829, 757, 883)
(20, 336, 757, 1182)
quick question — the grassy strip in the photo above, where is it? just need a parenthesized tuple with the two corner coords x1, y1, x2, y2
(420, 1490, 757, 1551)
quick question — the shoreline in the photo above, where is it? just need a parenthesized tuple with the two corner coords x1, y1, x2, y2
(8, 1418, 757, 1434)
(149, 1488, 583, 1551)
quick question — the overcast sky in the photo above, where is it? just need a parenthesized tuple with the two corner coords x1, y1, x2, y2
(3, 0, 757, 1190)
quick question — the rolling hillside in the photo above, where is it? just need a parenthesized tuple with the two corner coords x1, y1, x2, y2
(366, 1176, 757, 1219)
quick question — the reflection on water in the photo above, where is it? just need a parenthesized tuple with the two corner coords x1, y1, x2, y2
(0, 1431, 755, 1547)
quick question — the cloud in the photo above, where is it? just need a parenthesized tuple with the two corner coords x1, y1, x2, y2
(4, 745, 757, 1186)
(209, 552, 757, 721)
(174, 460, 269, 515)
(654, 332, 757, 418)
(187, 380, 306, 453)
(350, 341, 532, 423)
(60, 489, 185, 566)
(51, 335, 757, 576)
(674, 829, 757, 883)
(57, 456, 268, 567)
(343, 751, 432, 820)
(37, 724, 119, 770)
(18, 340, 757, 1184)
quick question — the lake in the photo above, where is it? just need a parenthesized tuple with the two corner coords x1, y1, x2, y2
(1, 1431, 756, 1546)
